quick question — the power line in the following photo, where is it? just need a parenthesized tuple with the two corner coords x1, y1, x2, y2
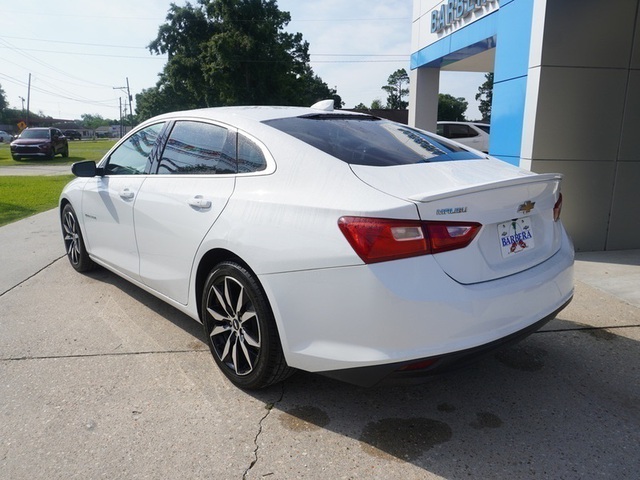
(2, 9, 164, 21)
(0, 73, 119, 110)
(0, 34, 147, 50)
(0, 37, 405, 60)
(0, 46, 166, 60)
(0, 37, 115, 88)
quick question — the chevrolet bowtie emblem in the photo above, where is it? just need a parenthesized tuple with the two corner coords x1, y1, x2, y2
(517, 200, 536, 214)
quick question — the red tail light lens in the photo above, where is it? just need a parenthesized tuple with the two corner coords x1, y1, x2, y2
(553, 193, 563, 222)
(338, 217, 429, 263)
(425, 221, 482, 254)
(338, 217, 481, 264)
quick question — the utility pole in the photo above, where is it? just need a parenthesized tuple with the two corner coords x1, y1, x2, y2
(126, 77, 133, 129)
(119, 97, 123, 138)
(113, 77, 134, 133)
(26, 73, 31, 127)
(18, 96, 25, 117)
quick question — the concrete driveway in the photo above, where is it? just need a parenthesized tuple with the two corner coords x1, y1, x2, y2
(0, 164, 72, 176)
(1, 210, 639, 479)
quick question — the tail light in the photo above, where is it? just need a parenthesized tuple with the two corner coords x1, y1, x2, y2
(553, 193, 563, 222)
(338, 216, 481, 264)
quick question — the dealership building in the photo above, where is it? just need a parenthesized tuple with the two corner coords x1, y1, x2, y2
(409, 0, 640, 251)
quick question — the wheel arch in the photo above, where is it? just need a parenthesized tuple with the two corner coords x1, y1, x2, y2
(195, 248, 265, 321)
(59, 197, 72, 222)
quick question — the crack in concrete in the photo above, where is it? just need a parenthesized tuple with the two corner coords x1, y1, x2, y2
(1, 349, 209, 362)
(0, 255, 65, 297)
(243, 382, 285, 480)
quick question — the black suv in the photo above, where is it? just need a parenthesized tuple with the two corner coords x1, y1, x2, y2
(10, 127, 69, 160)
(63, 129, 82, 140)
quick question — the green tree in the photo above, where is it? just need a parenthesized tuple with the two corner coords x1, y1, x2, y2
(475, 72, 493, 121)
(81, 114, 111, 130)
(138, 0, 339, 120)
(438, 94, 467, 121)
(370, 99, 384, 109)
(382, 68, 409, 109)
(353, 103, 368, 110)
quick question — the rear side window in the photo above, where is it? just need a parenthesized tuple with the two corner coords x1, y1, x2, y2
(238, 133, 267, 173)
(158, 121, 236, 174)
(264, 115, 482, 166)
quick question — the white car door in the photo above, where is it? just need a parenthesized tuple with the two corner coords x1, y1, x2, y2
(80, 123, 166, 280)
(134, 120, 239, 305)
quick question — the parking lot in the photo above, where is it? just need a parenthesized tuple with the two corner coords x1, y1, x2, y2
(1, 209, 639, 479)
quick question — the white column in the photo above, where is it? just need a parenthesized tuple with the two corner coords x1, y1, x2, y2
(409, 67, 440, 132)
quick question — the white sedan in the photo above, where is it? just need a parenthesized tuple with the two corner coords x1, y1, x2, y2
(60, 102, 574, 389)
(0, 130, 13, 143)
(437, 121, 490, 153)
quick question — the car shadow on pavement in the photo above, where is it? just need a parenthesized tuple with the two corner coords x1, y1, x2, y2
(247, 320, 640, 478)
(83, 266, 209, 347)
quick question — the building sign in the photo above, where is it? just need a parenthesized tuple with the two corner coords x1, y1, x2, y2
(431, 0, 497, 33)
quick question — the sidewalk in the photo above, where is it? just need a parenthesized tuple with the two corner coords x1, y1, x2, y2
(0, 165, 72, 176)
(0, 209, 65, 295)
(574, 249, 640, 308)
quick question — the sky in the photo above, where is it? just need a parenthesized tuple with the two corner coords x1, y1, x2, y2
(0, 0, 485, 123)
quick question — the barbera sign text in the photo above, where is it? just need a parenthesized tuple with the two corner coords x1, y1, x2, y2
(431, 0, 497, 33)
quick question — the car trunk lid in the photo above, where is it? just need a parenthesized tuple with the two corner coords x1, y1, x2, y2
(350, 160, 564, 284)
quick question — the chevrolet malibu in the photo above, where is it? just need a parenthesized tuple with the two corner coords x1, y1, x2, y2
(59, 102, 574, 389)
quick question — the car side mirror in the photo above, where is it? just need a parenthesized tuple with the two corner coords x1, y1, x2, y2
(71, 160, 103, 177)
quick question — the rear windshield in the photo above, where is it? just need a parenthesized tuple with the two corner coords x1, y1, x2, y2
(264, 114, 483, 166)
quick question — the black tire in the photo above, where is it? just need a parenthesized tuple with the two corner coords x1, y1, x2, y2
(61, 204, 96, 272)
(201, 261, 293, 389)
(62, 145, 69, 158)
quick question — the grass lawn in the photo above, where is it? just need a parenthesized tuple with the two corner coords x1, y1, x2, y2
(0, 139, 117, 226)
(0, 175, 75, 226)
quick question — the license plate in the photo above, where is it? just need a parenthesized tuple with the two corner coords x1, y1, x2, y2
(498, 217, 535, 257)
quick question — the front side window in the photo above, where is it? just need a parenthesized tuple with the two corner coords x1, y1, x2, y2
(264, 115, 482, 167)
(158, 121, 236, 175)
(105, 123, 165, 175)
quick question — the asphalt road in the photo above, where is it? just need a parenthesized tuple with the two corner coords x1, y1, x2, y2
(1, 209, 639, 479)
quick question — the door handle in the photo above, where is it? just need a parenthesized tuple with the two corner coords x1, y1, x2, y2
(119, 188, 134, 200)
(188, 195, 212, 209)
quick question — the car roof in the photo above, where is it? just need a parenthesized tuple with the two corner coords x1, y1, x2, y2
(145, 105, 368, 131)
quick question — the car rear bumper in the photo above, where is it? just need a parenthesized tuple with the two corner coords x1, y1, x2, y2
(317, 297, 571, 387)
(261, 227, 574, 382)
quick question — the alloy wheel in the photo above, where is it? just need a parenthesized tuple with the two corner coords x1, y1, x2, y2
(206, 275, 262, 376)
(62, 209, 81, 266)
